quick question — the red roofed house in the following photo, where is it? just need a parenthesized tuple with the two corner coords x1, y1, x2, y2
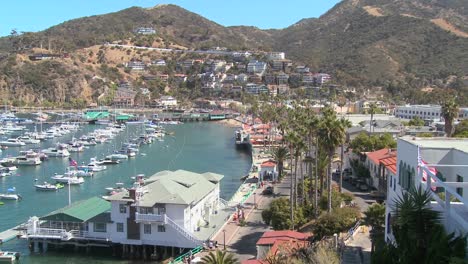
(241, 230, 310, 264)
(366, 148, 397, 191)
(260, 160, 277, 182)
(380, 155, 397, 195)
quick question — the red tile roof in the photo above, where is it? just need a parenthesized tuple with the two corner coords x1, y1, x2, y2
(261, 160, 277, 168)
(366, 148, 396, 165)
(256, 230, 309, 245)
(380, 156, 397, 174)
(242, 260, 266, 264)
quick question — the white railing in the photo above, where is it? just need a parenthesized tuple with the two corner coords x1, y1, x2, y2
(135, 213, 166, 223)
(418, 165, 468, 231)
(27, 228, 68, 239)
(27, 228, 109, 241)
(165, 216, 202, 245)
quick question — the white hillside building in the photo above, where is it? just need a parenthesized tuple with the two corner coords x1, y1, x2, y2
(385, 137, 468, 244)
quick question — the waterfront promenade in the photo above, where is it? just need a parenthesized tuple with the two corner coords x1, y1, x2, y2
(190, 149, 291, 262)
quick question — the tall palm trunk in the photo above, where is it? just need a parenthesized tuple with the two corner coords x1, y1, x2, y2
(300, 153, 304, 206)
(289, 146, 294, 229)
(294, 153, 299, 209)
(314, 141, 319, 217)
(327, 149, 334, 213)
(339, 143, 344, 193)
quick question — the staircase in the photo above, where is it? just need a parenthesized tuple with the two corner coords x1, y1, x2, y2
(165, 216, 203, 246)
(341, 246, 362, 264)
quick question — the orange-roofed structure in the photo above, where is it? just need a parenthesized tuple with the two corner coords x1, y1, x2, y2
(240, 230, 310, 263)
(260, 160, 278, 182)
(365, 148, 397, 192)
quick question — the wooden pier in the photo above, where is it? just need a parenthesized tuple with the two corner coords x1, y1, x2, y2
(0, 227, 21, 244)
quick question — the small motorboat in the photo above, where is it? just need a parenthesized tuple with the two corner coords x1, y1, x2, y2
(35, 182, 64, 191)
(0, 189, 21, 200)
(99, 157, 120, 165)
(0, 251, 20, 261)
(51, 174, 85, 185)
(0, 138, 25, 147)
(107, 153, 128, 160)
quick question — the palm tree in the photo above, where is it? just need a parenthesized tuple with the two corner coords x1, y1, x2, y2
(441, 99, 459, 137)
(201, 250, 239, 264)
(339, 118, 352, 193)
(364, 203, 385, 254)
(368, 102, 378, 135)
(373, 186, 467, 263)
(284, 131, 299, 228)
(318, 107, 346, 213)
(272, 146, 290, 181)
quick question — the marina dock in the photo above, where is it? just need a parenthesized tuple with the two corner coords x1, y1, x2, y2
(0, 226, 22, 244)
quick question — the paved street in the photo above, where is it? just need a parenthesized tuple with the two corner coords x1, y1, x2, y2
(209, 172, 292, 262)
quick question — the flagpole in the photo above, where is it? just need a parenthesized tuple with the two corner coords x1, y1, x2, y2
(68, 177, 71, 205)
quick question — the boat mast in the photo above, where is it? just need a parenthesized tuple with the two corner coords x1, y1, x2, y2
(68, 178, 71, 205)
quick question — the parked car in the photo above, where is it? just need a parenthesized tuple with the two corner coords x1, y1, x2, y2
(359, 183, 369, 191)
(262, 186, 274, 195)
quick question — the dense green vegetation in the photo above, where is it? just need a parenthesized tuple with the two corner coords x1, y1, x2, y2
(349, 132, 396, 153)
(373, 187, 467, 263)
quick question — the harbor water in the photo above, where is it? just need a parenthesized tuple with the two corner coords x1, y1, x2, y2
(0, 121, 252, 263)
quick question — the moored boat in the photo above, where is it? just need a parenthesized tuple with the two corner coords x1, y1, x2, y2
(0, 138, 25, 147)
(35, 182, 64, 191)
(0, 251, 20, 261)
(51, 174, 85, 185)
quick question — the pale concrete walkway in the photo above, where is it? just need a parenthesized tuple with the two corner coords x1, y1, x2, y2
(209, 173, 293, 261)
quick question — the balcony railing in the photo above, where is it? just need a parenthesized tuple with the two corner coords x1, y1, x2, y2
(135, 213, 166, 223)
(26, 228, 109, 241)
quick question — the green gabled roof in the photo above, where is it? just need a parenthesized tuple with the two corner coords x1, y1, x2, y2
(40, 197, 111, 223)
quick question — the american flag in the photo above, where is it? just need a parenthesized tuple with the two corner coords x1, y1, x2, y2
(69, 157, 78, 167)
(417, 145, 437, 190)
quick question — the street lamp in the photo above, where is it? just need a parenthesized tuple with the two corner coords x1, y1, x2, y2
(222, 229, 226, 250)
(254, 192, 257, 209)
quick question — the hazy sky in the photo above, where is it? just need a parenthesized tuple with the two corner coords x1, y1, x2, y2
(0, 0, 342, 37)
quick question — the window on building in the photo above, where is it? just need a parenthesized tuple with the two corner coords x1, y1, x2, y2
(457, 175, 463, 197)
(139, 207, 153, 214)
(119, 204, 127, 214)
(94, 222, 106, 233)
(393, 178, 396, 191)
(116, 223, 124, 232)
(156, 206, 166, 215)
(390, 175, 393, 188)
(144, 224, 151, 234)
(158, 225, 166, 232)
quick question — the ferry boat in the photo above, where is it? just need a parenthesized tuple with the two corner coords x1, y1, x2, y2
(235, 130, 251, 149)
(0, 138, 25, 147)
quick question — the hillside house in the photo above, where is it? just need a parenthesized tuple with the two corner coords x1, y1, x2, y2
(134, 27, 156, 35)
(113, 87, 137, 108)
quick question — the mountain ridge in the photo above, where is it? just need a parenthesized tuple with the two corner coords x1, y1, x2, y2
(0, 0, 467, 105)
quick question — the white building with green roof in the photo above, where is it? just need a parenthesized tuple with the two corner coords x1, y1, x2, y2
(24, 170, 229, 257)
(106, 170, 224, 249)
